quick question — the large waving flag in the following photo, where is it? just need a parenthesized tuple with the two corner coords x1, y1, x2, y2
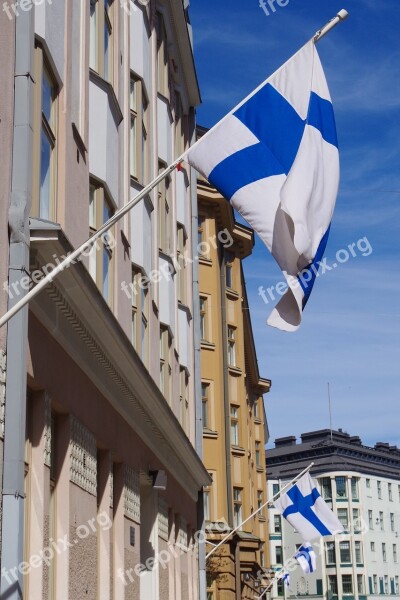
(274, 473, 344, 541)
(186, 41, 339, 331)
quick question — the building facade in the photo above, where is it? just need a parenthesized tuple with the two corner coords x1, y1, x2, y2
(266, 430, 400, 600)
(0, 1, 210, 599)
(197, 176, 271, 599)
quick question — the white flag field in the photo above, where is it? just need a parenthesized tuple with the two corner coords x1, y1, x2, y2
(274, 472, 344, 542)
(186, 40, 340, 332)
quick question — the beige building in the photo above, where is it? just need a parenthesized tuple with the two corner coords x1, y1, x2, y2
(197, 176, 271, 599)
(0, 1, 210, 599)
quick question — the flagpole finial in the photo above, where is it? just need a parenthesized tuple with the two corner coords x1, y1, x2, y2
(314, 9, 349, 43)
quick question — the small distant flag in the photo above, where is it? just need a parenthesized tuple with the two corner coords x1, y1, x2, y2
(282, 571, 291, 588)
(186, 40, 339, 331)
(274, 473, 344, 541)
(295, 543, 317, 573)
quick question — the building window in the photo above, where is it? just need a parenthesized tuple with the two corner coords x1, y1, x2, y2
(352, 508, 360, 531)
(326, 542, 336, 564)
(351, 477, 358, 499)
(177, 225, 187, 304)
(393, 544, 398, 563)
(204, 489, 210, 522)
(158, 162, 171, 254)
(198, 216, 205, 252)
(255, 441, 261, 468)
(274, 514, 281, 533)
(275, 546, 283, 564)
(388, 482, 393, 501)
(373, 575, 378, 594)
(342, 575, 353, 594)
(339, 541, 351, 563)
(33, 46, 58, 221)
(320, 477, 332, 500)
(230, 406, 239, 446)
(371, 541, 375, 552)
(174, 91, 186, 156)
(382, 543, 387, 562)
(89, 0, 114, 82)
(89, 182, 115, 305)
(257, 491, 264, 517)
(227, 326, 236, 367)
(337, 508, 349, 530)
(379, 511, 384, 531)
(277, 580, 284, 597)
(272, 483, 280, 497)
(225, 253, 234, 289)
(336, 476, 347, 498)
(377, 480, 382, 499)
(260, 549, 265, 567)
(390, 513, 395, 532)
(328, 576, 338, 595)
(355, 541, 363, 563)
(179, 368, 189, 434)
(160, 326, 172, 404)
(395, 576, 399, 594)
(130, 75, 148, 184)
(384, 576, 389, 594)
(357, 575, 364, 594)
(202, 383, 209, 430)
(253, 394, 259, 419)
(131, 267, 149, 364)
(398, 484, 400, 502)
(200, 297, 208, 341)
(233, 488, 242, 529)
(368, 510, 373, 530)
(366, 478, 371, 489)
(156, 11, 169, 99)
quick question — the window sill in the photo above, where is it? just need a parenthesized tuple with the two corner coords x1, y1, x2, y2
(203, 429, 218, 439)
(226, 288, 239, 300)
(228, 366, 242, 377)
(201, 340, 215, 351)
(231, 445, 246, 457)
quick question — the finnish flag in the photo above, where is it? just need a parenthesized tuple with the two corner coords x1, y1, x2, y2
(186, 41, 339, 331)
(274, 473, 344, 541)
(295, 543, 317, 573)
(281, 571, 291, 588)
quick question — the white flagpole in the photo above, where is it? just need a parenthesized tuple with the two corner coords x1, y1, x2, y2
(205, 462, 314, 560)
(0, 10, 349, 329)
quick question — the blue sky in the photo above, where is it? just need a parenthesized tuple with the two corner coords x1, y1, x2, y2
(190, 0, 400, 447)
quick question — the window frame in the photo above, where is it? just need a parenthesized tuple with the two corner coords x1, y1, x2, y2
(32, 45, 58, 221)
(160, 325, 172, 404)
(227, 325, 237, 367)
(89, 181, 115, 307)
(130, 74, 149, 184)
(233, 487, 242, 529)
(89, 0, 115, 83)
(230, 405, 239, 446)
(158, 161, 171, 254)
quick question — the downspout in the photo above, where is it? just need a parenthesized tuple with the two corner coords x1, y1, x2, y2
(189, 109, 207, 600)
(219, 248, 233, 527)
(0, 6, 34, 600)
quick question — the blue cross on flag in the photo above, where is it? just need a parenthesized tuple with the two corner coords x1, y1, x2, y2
(274, 473, 344, 541)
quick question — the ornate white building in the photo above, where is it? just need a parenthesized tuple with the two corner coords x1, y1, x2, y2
(266, 430, 400, 600)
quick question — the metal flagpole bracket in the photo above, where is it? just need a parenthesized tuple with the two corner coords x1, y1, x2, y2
(314, 9, 349, 43)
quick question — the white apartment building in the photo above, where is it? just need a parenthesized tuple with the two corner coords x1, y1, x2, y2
(266, 430, 400, 600)
(0, 0, 210, 598)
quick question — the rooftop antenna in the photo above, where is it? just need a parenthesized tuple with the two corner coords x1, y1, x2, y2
(328, 382, 333, 442)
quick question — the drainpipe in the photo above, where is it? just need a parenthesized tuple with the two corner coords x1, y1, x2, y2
(0, 6, 34, 600)
(189, 109, 206, 600)
(219, 248, 233, 527)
